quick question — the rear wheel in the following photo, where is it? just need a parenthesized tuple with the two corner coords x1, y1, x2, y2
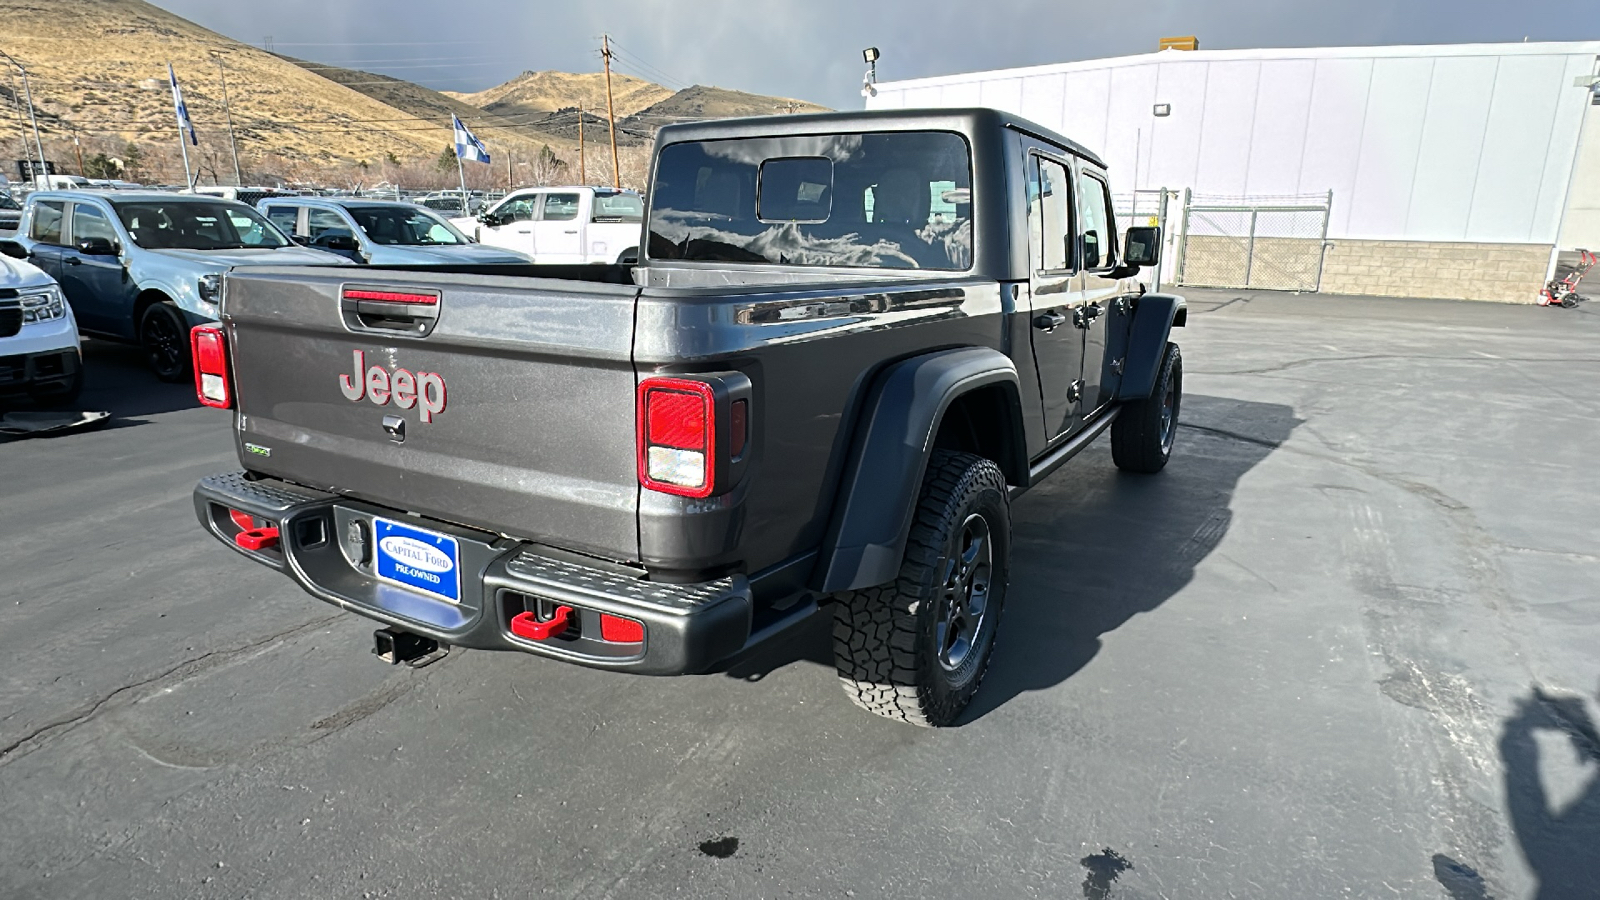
(831, 450, 1010, 726)
(140, 302, 190, 383)
(1111, 342, 1182, 474)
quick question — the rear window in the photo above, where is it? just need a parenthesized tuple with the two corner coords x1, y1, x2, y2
(647, 130, 973, 270)
(591, 192, 643, 223)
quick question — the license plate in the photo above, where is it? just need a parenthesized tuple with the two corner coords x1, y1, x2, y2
(373, 516, 461, 603)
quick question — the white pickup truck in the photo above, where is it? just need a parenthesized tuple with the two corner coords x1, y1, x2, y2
(450, 186, 642, 265)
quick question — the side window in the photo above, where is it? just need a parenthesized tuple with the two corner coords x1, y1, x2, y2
(71, 204, 117, 245)
(541, 193, 580, 222)
(496, 196, 537, 222)
(265, 205, 300, 237)
(306, 208, 351, 240)
(1030, 156, 1073, 272)
(1077, 171, 1115, 270)
(29, 200, 65, 245)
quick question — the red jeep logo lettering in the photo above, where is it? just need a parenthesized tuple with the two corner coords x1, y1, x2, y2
(339, 349, 448, 423)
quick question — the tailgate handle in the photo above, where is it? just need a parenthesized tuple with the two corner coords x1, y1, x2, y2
(341, 287, 441, 336)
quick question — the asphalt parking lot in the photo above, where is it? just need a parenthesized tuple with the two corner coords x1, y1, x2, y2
(2, 291, 1597, 899)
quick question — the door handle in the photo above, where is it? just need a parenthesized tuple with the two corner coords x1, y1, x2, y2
(62, 256, 81, 266)
(1032, 311, 1067, 332)
(1072, 304, 1103, 328)
(563, 229, 578, 234)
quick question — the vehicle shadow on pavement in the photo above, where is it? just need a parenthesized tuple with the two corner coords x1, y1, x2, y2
(723, 394, 1303, 723)
(81, 339, 200, 422)
(1493, 686, 1600, 900)
(961, 393, 1301, 724)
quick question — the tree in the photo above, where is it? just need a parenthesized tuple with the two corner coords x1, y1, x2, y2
(385, 151, 401, 166)
(435, 147, 457, 173)
(83, 153, 121, 179)
(121, 142, 144, 181)
(531, 144, 567, 186)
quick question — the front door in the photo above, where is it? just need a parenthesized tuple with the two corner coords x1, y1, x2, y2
(1074, 166, 1122, 417)
(1026, 151, 1088, 442)
(531, 191, 584, 263)
(23, 199, 66, 285)
(60, 201, 136, 337)
(477, 193, 538, 256)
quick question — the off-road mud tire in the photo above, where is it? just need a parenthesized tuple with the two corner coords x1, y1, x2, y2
(831, 449, 1010, 727)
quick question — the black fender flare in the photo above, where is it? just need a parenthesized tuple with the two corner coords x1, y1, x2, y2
(813, 346, 1026, 593)
(1116, 293, 1186, 401)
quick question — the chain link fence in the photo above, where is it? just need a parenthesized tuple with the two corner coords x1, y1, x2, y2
(1174, 191, 1333, 291)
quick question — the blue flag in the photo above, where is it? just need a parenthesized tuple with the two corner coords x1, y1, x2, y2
(169, 63, 197, 146)
(453, 115, 490, 165)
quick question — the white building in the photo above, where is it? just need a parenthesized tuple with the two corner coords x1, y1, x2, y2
(867, 41, 1600, 302)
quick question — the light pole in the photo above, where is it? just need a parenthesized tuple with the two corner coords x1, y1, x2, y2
(0, 49, 47, 187)
(861, 47, 880, 99)
(211, 53, 244, 186)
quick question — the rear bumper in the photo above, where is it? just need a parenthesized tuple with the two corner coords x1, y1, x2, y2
(193, 471, 756, 675)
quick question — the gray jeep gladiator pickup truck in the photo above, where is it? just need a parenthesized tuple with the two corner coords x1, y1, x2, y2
(192, 108, 1185, 726)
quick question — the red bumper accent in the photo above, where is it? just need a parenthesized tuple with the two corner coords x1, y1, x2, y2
(510, 606, 573, 641)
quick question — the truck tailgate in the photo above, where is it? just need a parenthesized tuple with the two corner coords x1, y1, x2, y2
(222, 267, 641, 562)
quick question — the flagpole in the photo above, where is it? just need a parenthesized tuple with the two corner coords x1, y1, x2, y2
(456, 150, 468, 216)
(169, 63, 194, 190)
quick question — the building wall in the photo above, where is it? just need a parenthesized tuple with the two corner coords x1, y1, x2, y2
(1556, 92, 1600, 254)
(868, 43, 1600, 247)
(1176, 234, 1551, 301)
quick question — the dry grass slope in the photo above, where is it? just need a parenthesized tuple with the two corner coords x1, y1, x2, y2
(0, 0, 452, 174)
(446, 70, 673, 120)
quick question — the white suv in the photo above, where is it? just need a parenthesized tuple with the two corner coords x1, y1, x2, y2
(0, 247, 81, 406)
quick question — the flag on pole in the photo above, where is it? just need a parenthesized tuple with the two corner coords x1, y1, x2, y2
(453, 115, 490, 164)
(169, 63, 197, 146)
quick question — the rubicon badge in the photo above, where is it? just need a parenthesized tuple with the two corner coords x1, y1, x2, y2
(339, 349, 448, 423)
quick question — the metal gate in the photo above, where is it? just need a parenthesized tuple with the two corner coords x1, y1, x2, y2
(1113, 189, 1179, 290)
(1174, 191, 1333, 291)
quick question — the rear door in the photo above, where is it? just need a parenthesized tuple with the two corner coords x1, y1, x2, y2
(1024, 149, 1087, 443)
(532, 191, 584, 263)
(23, 199, 65, 283)
(61, 200, 135, 337)
(223, 268, 643, 562)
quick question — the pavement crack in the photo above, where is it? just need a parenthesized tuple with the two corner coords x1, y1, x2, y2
(0, 614, 341, 767)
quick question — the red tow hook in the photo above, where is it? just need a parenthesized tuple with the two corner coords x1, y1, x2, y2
(235, 526, 280, 551)
(229, 509, 280, 551)
(510, 606, 574, 641)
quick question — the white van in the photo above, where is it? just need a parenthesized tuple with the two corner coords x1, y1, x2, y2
(454, 187, 642, 265)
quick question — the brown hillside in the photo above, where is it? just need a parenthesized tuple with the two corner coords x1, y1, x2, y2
(0, 0, 454, 181)
(625, 84, 830, 130)
(449, 71, 674, 120)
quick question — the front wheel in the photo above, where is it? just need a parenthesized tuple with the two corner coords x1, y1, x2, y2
(140, 302, 190, 383)
(831, 450, 1010, 726)
(1111, 342, 1182, 473)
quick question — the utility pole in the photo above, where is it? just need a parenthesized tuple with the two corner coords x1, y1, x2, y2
(0, 50, 47, 188)
(5, 67, 28, 170)
(212, 53, 244, 185)
(601, 35, 620, 188)
(71, 123, 84, 175)
(577, 100, 585, 185)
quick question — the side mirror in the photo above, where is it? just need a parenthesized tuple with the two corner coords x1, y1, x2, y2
(1123, 226, 1161, 268)
(0, 239, 26, 260)
(76, 236, 118, 256)
(478, 212, 501, 228)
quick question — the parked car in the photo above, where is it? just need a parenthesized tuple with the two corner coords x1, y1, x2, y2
(191, 108, 1184, 726)
(258, 197, 532, 266)
(0, 192, 20, 236)
(0, 249, 81, 406)
(9, 191, 345, 381)
(452, 187, 643, 265)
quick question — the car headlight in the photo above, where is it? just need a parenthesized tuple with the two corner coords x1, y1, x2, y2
(198, 273, 222, 305)
(19, 285, 66, 324)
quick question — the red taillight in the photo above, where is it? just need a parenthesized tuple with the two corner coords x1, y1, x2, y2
(637, 377, 715, 498)
(191, 324, 231, 409)
(600, 614, 644, 643)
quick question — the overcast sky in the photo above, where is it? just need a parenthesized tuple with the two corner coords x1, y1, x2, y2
(151, 0, 1597, 109)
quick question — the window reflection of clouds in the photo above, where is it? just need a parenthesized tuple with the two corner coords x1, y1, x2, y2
(650, 131, 972, 271)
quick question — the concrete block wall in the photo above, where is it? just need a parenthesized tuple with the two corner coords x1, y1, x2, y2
(1320, 241, 1551, 303)
(1177, 236, 1553, 302)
